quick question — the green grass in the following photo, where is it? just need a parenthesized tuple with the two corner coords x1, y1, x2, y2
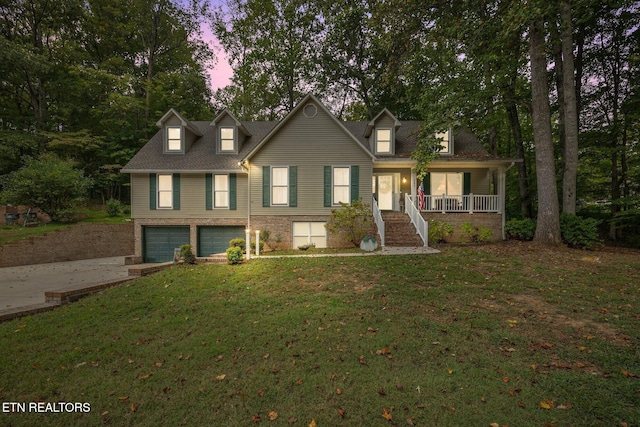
(0, 242, 638, 426)
(0, 205, 130, 245)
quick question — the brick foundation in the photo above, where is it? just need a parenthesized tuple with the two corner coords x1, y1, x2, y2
(422, 212, 503, 242)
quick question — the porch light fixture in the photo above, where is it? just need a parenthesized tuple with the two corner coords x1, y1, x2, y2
(402, 177, 407, 184)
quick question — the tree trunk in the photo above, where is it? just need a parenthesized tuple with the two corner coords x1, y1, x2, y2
(560, 1, 579, 215)
(530, 18, 562, 245)
(505, 98, 532, 218)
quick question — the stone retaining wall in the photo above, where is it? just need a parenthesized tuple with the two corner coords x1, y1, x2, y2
(0, 223, 134, 267)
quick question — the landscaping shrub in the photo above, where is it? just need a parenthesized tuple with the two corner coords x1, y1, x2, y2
(505, 218, 536, 241)
(461, 222, 492, 243)
(180, 244, 196, 265)
(226, 246, 243, 264)
(325, 198, 372, 247)
(106, 198, 121, 217)
(560, 213, 603, 250)
(259, 229, 272, 251)
(428, 220, 454, 243)
(250, 240, 264, 253)
(229, 238, 246, 252)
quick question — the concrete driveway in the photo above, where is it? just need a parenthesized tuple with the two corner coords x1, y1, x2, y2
(0, 257, 132, 311)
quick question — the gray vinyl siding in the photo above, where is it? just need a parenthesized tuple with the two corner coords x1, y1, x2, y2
(250, 103, 372, 216)
(130, 173, 248, 219)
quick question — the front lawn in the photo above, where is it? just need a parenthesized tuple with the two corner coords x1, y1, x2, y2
(0, 242, 638, 426)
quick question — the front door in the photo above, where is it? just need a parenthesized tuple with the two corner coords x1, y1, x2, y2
(373, 174, 395, 210)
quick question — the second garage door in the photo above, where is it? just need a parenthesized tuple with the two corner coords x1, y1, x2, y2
(198, 226, 245, 256)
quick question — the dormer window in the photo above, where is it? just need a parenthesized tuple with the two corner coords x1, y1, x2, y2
(375, 129, 392, 154)
(436, 129, 452, 154)
(220, 127, 235, 152)
(167, 127, 182, 152)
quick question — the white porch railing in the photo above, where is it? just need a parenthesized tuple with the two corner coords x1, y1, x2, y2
(405, 194, 429, 247)
(372, 198, 385, 247)
(420, 194, 500, 213)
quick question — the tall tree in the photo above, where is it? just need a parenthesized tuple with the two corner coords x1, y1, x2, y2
(529, 16, 562, 244)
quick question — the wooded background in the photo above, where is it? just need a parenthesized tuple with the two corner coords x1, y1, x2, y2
(1, 0, 638, 244)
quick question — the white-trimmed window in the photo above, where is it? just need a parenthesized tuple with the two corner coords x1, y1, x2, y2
(220, 127, 235, 152)
(271, 167, 289, 205)
(430, 172, 462, 196)
(157, 174, 173, 208)
(293, 222, 327, 248)
(167, 127, 182, 151)
(375, 128, 392, 154)
(333, 167, 350, 205)
(436, 129, 451, 154)
(214, 174, 229, 208)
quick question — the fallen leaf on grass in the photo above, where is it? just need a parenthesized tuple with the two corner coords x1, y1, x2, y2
(308, 419, 317, 427)
(338, 408, 346, 418)
(376, 348, 392, 355)
(138, 373, 152, 380)
(336, 388, 342, 395)
(252, 415, 261, 422)
(406, 418, 415, 426)
(130, 403, 137, 412)
(540, 400, 554, 409)
(118, 396, 129, 401)
(216, 374, 226, 381)
(622, 370, 638, 378)
(268, 411, 278, 421)
(382, 407, 393, 420)
(518, 401, 526, 408)
(359, 355, 367, 365)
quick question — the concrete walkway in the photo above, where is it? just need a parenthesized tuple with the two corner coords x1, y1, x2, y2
(0, 246, 439, 321)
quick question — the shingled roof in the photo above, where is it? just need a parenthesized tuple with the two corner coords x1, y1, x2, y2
(122, 110, 510, 173)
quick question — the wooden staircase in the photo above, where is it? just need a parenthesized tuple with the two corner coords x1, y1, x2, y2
(381, 212, 425, 247)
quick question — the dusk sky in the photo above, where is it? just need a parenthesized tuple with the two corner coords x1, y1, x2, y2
(203, 1, 233, 91)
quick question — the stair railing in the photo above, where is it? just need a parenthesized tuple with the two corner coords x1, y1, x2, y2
(372, 198, 385, 247)
(405, 194, 429, 247)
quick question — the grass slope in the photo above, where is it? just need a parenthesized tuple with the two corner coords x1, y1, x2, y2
(1, 242, 638, 426)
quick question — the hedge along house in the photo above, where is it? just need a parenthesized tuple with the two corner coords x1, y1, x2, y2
(122, 94, 518, 262)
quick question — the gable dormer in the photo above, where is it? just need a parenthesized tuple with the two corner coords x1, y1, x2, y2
(156, 108, 203, 154)
(435, 128, 453, 155)
(364, 108, 401, 156)
(210, 109, 252, 154)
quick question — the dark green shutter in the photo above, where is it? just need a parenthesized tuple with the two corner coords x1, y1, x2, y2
(149, 174, 157, 210)
(229, 173, 237, 210)
(289, 166, 297, 207)
(423, 173, 431, 195)
(423, 173, 430, 210)
(172, 173, 180, 210)
(463, 172, 471, 195)
(205, 174, 212, 210)
(262, 166, 270, 207)
(323, 166, 332, 207)
(350, 165, 359, 202)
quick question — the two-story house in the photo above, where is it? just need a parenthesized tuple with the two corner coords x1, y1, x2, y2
(121, 94, 517, 262)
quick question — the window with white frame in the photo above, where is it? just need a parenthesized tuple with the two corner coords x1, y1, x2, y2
(333, 167, 350, 205)
(271, 167, 289, 205)
(214, 174, 229, 208)
(167, 127, 182, 151)
(220, 127, 235, 152)
(157, 174, 173, 208)
(375, 129, 392, 154)
(436, 130, 451, 154)
(430, 172, 462, 196)
(293, 222, 327, 248)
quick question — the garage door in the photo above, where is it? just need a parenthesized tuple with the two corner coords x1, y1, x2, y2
(143, 226, 190, 263)
(198, 226, 245, 256)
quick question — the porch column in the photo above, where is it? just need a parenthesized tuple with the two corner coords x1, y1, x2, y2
(411, 168, 417, 200)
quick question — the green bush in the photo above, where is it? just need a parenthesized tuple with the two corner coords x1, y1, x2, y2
(229, 238, 246, 252)
(461, 222, 492, 243)
(560, 213, 603, 250)
(106, 198, 121, 217)
(226, 246, 243, 264)
(428, 220, 454, 243)
(325, 198, 372, 247)
(180, 244, 196, 265)
(250, 240, 264, 253)
(259, 230, 272, 251)
(505, 218, 536, 241)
